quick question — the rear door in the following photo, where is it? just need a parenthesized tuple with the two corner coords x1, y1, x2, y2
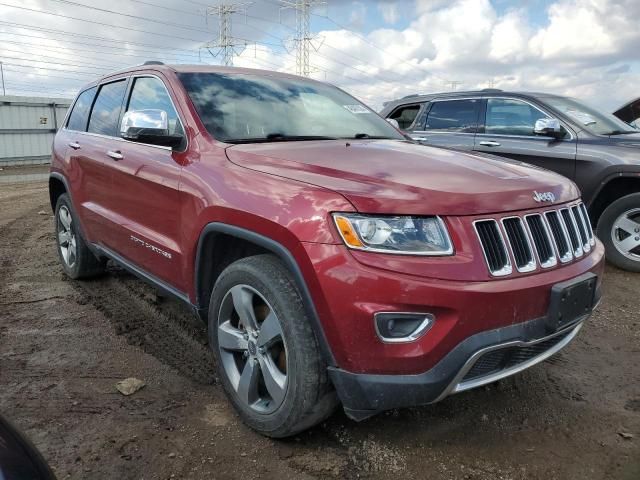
(408, 98, 481, 150)
(105, 74, 187, 290)
(473, 97, 577, 179)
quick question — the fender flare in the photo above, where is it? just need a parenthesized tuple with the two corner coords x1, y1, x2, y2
(586, 170, 640, 209)
(194, 223, 337, 367)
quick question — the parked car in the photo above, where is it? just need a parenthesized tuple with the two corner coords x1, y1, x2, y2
(0, 414, 55, 480)
(613, 96, 640, 129)
(381, 90, 640, 272)
(50, 64, 604, 437)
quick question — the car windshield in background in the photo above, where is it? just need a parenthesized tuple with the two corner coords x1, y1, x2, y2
(178, 72, 404, 143)
(542, 96, 637, 136)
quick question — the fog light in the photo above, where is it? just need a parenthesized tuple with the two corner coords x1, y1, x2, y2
(374, 312, 434, 343)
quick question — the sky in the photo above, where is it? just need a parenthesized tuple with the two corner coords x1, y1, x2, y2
(0, 0, 638, 112)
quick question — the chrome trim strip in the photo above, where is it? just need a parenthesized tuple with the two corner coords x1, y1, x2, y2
(373, 312, 435, 344)
(500, 216, 537, 273)
(473, 219, 513, 276)
(571, 205, 591, 253)
(560, 208, 584, 258)
(579, 203, 596, 246)
(524, 213, 558, 268)
(435, 321, 583, 402)
(544, 210, 573, 263)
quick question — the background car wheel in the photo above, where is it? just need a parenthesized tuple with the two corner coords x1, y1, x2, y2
(597, 192, 640, 272)
(208, 254, 337, 438)
(54, 194, 105, 279)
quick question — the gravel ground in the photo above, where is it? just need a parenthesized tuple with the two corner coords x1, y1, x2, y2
(0, 177, 638, 479)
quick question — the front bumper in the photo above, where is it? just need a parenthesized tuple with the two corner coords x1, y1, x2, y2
(329, 306, 593, 421)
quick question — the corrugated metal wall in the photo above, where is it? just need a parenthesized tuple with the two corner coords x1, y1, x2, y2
(0, 95, 71, 166)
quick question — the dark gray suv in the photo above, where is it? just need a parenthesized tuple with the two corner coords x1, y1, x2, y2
(381, 89, 640, 272)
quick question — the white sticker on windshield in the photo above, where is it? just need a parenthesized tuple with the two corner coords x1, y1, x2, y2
(343, 104, 370, 114)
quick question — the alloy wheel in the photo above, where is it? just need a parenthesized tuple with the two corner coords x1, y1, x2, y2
(217, 284, 288, 414)
(57, 205, 77, 268)
(611, 208, 640, 261)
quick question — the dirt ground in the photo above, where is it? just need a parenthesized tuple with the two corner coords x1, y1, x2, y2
(1, 172, 638, 479)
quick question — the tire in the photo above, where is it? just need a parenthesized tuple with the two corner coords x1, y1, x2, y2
(596, 192, 640, 272)
(208, 254, 337, 438)
(54, 194, 105, 279)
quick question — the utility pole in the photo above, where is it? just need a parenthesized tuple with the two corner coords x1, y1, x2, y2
(0, 62, 5, 96)
(445, 80, 462, 91)
(202, 3, 251, 67)
(280, 1, 325, 77)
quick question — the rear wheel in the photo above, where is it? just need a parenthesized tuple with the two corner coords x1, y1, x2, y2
(208, 254, 336, 437)
(54, 194, 105, 279)
(597, 193, 640, 272)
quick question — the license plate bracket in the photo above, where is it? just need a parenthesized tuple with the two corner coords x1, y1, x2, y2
(547, 273, 597, 331)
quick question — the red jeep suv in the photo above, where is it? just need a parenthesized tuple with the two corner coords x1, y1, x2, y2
(49, 63, 604, 437)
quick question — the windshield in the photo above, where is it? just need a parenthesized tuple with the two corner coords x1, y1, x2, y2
(542, 96, 637, 136)
(177, 72, 403, 143)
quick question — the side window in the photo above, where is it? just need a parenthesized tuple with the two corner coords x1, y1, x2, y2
(88, 80, 128, 137)
(424, 99, 479, 132)
(388, 104, 421, 130)
(485, 98, 550, 136)
(66, 87, 97, 132)
(126, 77, 183, 136)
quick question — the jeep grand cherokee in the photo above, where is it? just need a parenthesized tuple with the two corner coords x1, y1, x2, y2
(50, 64, 604, 437)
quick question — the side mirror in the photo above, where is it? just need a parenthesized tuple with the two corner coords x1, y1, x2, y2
(386, 118, 400, 129)
(120, 109, 184, 148)
(534, 118, 565, 139)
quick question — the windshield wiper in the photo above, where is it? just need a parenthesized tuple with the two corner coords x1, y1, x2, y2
(603, 130, 637, 136)
(350, 133, 396, 139)
(225, 134, 339, 144)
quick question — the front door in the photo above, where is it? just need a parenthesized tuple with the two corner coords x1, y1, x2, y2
(473, 97, 577, 179)
(409, 98, 481, 150)
(105, 75, 187, 291)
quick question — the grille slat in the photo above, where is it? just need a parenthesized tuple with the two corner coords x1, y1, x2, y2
(526, 214, 556, 267)
(476, 202, 592, 276)
(545, 211, 572, 262)
(502, 217, 534, 271)
(475, 220, 511, 275)
(561, 208, 583, 257)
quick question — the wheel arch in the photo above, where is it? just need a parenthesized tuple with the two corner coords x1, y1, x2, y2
(587, 173, 640, 224)
(49, 173, 68, 212)
(194, 223, 337, 367)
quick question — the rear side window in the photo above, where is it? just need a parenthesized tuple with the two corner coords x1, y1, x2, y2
(66, 87, 96, 131)
(88, 80, 128, 137)
(485, 98, 549, 136)
(425, 99, 479, 132)
(126, 77, 184, 136)
(388, 104, 421, 130)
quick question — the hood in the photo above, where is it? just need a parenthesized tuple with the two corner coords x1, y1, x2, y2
(613, 97, 640, 124)
(226, 140, 580, 215)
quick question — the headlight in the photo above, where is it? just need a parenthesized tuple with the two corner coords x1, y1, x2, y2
(332, 213, 454, 255)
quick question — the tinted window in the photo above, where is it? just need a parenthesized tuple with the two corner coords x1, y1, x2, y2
(425, 99, 479, 132)
(67, 87, 96, 131)
(177, 72, 403, 143)
(389, 104, 421, 130)
(126, 77, 183, 136)
(88, 80, 128, 137)
(485, 98, 549, 136)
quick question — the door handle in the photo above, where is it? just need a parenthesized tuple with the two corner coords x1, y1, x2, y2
(478, 140, 501, 147)
(106, 150, 124, 161)
(68, 142, 81, 150)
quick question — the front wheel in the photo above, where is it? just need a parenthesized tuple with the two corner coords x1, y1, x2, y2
(54, 194, 105, 279)
(208, 254, 336, 437)
(597, 192, 640, 272)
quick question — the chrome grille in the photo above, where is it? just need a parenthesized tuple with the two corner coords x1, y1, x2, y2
(475, 202, 594, 276)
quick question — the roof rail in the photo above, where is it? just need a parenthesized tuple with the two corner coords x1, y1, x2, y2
(143, 61, 165, 65)
(481, 88, 503, 92)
